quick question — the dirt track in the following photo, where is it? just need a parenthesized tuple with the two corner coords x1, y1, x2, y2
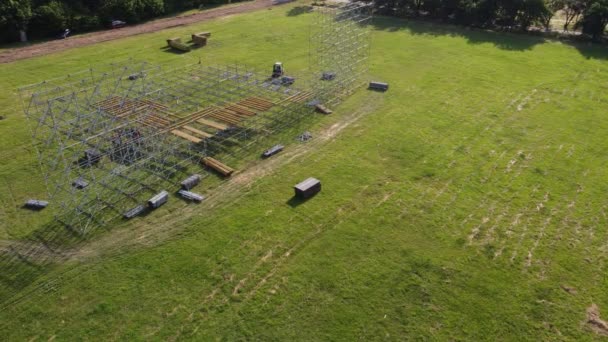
(0, 0, 276, 64)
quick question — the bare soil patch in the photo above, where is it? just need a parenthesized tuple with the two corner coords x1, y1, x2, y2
(586, 304, 608, 336)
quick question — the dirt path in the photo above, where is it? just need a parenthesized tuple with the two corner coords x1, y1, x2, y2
(0, 0, 278, 64)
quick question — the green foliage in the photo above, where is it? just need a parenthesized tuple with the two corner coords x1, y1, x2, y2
(374, 0, 606, 38)
(580, 0, 608, 39)
(0, 0, 242, 43)
(29, 1, 70, 38)
(99, 0, 165, 23)
(0, 0, 32, 30)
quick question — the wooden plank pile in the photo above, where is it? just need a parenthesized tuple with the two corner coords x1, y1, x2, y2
(142, 113, 171, 129)
(238, 97, 275, 111)
(197, 118, 228, 131)
(96, 97, 174, 129)
(315, 104, 332, 114)
(182, 125, 213, 139)
(97, 97, 148, 118)
(202, 157, 234, 177)
(171, 129, 202, 143)
(225, 104, 256, 117)
(192, 32, 211, 46)
(285, 91, 313, 103)
(167, 37, 191, 52)
(207, 108, 246, 126)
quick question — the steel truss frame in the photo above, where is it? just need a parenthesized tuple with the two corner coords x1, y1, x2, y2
(20, 2, 372, 234)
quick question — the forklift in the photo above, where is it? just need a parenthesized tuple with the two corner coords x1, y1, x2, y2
(272, 62, 284, 78)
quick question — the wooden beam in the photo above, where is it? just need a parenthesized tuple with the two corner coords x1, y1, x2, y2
(182, 125, 213, 139)
(197, 118, 228, 130)
(171, 130, 202, 143)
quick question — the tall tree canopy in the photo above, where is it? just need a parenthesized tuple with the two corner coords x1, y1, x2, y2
(371, 0, 606, 40)
(0, 0, 32, 41)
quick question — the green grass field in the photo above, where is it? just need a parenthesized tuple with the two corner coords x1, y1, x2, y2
(1, 1, 608, 340)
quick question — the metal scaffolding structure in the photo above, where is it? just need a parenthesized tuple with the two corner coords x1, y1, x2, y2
(20, 2, 373, 234)
(309, 1, 373, 105)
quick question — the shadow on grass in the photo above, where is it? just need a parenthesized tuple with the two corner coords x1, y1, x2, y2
(286, 193, 319, 208)
(0, 217, 93, 309)
(160, 46, 192, 55)
(371, 15, 608, 59)
(287, 6, 313, 17)
(286, 196, 306, 207)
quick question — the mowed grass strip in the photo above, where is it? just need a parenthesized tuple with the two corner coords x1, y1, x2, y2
(1, 1, 608, 340)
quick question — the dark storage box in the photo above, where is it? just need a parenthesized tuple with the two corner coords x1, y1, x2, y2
(148, 190, 169, 209)
(123, 205, 146, 219)
(181, 174, 202, 190)
(369, 81, 389, 91)
(262, 144, 284, 158)
(178, 190, 205, 202)
(24, 199, 49, 210)
(294, 178, 321, 199)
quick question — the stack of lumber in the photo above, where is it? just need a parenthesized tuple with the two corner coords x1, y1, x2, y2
(191, 32, 210, 46)
(238, 97, 275, 111)
(225, 104, 256, 117)
(197, 118, 228, 131)
(174, 106, 221, 128)
(171, 129, 202, 143)
(167, 37, 191, 52)
(202, 157, 234, 177)
(208, 108, 245, 126)
(285, 91, 313, 103)
(315, 104, 332, 114)
(142, 113, 170, 129)
(97, 97, 148, 118)
(96, 97, 176, 128)
(181, 125, 213, 139)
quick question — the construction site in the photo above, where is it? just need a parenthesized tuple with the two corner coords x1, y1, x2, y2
(19, 2, 373, 234)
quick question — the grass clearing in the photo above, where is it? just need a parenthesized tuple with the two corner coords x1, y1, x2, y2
(1, 1, 608, 339)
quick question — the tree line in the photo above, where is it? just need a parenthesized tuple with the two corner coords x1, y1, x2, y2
(0, 0, 240, 43)
(371, 0, 608, 40)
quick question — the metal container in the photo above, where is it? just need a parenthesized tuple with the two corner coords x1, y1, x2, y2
(262, 144, 284, 158)
(180, 174, 202, 190)
(24, 199, 49, 210)
(178, 190, 205, 202)
(148, 190, 169, 209)
(294, 178, 321, 199)
(369, 81, 389, 91)
(123, 205, 146, 219)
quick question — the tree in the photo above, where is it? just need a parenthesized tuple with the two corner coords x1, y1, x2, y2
(517, 0, 551, 30)
(541, 0, 565, 30)
(30, 1, 70, 38)
(0, 0, 32, 42)
(580, 0, 608, 40)
(562, 0, 585, 31)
